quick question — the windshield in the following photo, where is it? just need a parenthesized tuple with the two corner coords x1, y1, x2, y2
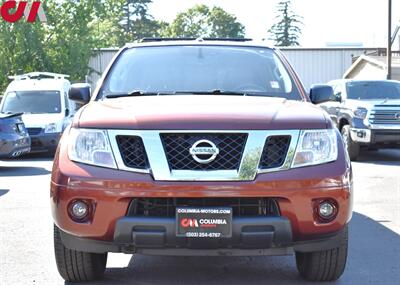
(346, 81, 400, 100)
(1, 91, 61, 114)
(100, 45, 302, 100)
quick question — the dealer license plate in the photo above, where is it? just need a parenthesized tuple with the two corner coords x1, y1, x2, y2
(176, 207, 232, 238)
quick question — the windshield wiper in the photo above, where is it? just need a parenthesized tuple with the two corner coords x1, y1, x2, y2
(104, 90, 166, 99)
(104, 89, 248, 98)
(173, 90, 248, 96)
(104, 89, 273, 98)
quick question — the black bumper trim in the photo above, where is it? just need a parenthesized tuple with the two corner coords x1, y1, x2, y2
(114, 216, 292, 249)
(30, 132, 61, 152)
(59, 217, 346, 256)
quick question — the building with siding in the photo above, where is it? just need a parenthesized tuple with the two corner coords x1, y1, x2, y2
(87, 47, 384, 91)
(343, 55, 400, 80)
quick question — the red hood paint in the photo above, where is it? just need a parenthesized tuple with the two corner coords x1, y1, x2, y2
(74, 95, 330, 130)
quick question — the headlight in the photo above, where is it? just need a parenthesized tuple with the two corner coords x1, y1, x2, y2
(353, 107, 368, 119)
(68, 128, 117, 168)
(292, 129, 338, 168)
(45, 123, 58, 133)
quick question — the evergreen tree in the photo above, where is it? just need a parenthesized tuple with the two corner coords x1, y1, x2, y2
(120, 0, 165, 42)
(268, 0, 303, 46)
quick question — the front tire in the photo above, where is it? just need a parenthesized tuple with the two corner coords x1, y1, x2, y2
(53, 225, 107, 282)
(295, 226, 348, 281)
(341, 125, 360, 161)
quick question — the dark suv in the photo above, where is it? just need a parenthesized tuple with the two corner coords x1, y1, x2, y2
(51, 39, 352, 282)
(322, 80, 400, 160)
(0, 113, 30, 158)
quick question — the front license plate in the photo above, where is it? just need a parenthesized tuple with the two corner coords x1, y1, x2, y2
(176, 207, 232, 238)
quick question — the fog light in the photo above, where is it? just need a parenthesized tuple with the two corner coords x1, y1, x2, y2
(319, 202, 334, 217)
(316, 200, 338, 222)
(357, 131, 365, 138)
(68, 200, 89, 221)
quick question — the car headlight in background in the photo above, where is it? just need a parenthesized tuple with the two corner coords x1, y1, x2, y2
(353, 107, 368, 119)
(292, 129, 338, 168)
(68, 128, 117, 168)
(44, 123, 58, 133)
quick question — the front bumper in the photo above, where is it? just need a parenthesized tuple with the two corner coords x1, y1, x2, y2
(51, 135, 352, 243)
(0, 135, 31, 158)
(51, 127, 352, 255)
(59, 216, 347, 255)
(30, 132, 61, 153)
(350, 127, 400, 147)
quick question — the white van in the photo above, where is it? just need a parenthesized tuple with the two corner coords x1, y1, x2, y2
(0, 72, 76, 153)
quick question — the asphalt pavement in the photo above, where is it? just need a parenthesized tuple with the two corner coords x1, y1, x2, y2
(0, 149, 399, 285)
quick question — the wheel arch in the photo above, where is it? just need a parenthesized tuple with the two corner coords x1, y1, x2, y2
(338, 118, 350, 131)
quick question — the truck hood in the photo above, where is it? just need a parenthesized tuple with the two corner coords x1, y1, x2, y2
(75, 95, 330, 130)
(345, 99, 400, 109)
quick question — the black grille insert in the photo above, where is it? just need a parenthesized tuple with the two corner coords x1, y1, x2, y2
(116, 135, 148, 169)
(27, 128, 42, 136)
(259, 136, 291, 169)
(161, 133, 247, 170)
(127, 198, 280, 217)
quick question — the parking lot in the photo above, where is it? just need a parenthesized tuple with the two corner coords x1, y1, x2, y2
(1, 149, 399, 285)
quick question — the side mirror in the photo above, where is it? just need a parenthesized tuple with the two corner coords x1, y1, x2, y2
(69, 83, 91, 104)
(309, 85, 335, 104)
(65, 108, 70, 117)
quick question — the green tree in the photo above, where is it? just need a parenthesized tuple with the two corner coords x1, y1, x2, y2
(44, 0, 105, 81)
(268, 0, 303, 46)
(0, 0, 165, 91)
(90, 0, 127, 47)
(120, 0, 166, 43)
(163, 5, 245, 38)
(0, 14, 49, 91)
(90, 0, 166, 47)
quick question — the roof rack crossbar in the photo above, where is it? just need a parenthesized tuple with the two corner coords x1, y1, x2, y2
(140, 37, 253, 43)
(9, 72, 69, 81)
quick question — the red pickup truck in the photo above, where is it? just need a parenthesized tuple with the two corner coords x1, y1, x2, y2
(51, 39, 352, 282)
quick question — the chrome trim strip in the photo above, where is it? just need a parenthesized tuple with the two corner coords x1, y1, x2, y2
(107, 130, 301, 181)
(367, 124, 400, 130)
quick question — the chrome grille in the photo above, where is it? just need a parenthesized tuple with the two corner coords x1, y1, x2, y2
(369, 108, 400, 124)
(161, 133, 247, 170)
(259, 136, 291, 169)
(108, 130, 300, 181)
(116, 135, 149, 169)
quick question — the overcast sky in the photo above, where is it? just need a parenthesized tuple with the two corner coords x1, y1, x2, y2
(149, 0, 400, 48)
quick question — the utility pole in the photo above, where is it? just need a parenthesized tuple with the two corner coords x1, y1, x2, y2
(387, 0, 392, 79)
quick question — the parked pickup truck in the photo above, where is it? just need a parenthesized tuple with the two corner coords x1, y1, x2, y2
(322, 79, 400, 160)
(51, 39, 352, 282)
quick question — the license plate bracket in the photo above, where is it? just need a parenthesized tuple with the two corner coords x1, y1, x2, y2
(176, 207, 232, 238)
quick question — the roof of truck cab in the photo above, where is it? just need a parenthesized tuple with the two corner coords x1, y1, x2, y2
(124, 39, 274, 50)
